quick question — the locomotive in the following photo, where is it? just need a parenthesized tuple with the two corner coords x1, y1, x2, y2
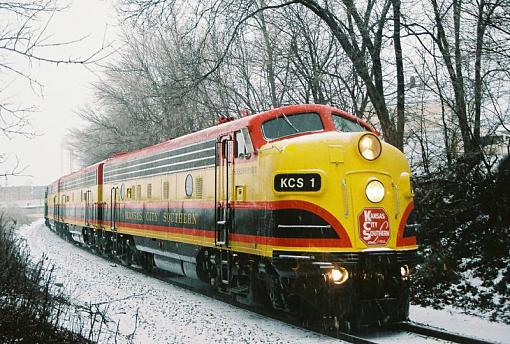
(45, 104, 417, 329)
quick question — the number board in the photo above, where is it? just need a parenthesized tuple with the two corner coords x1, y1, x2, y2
(274, 173, 321, 192)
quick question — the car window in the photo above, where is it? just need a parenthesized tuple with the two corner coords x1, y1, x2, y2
(262, 112, 323, 140)
(332, 114, 366, 132)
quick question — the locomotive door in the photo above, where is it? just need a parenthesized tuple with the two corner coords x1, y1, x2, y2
(53, 195, 58, 222)
(84, 190, 92, 226)
(44, 189, 48, 219)
(110, 187, 119, 231)
(60, 194, 66, 222)
(215, 135, 235, 246)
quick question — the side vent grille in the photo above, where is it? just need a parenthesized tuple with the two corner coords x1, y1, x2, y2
(195, 177, 203, 199)
(163, 181, 170, 200)
(147, 183, 152, 199)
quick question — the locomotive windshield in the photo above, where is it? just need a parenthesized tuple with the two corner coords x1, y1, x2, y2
(332, 114, 366, 132)
(262, 112, 323, 140)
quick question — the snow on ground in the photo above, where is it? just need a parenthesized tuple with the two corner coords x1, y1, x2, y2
(17, 220, 510, 344)
(18, 220, 339, 343)
(410, 306, 510, 344)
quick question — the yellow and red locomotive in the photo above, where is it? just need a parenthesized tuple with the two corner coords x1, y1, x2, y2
(45, 104, 417, 328)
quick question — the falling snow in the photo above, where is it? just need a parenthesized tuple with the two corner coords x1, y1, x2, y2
(17, 220, 510, 344)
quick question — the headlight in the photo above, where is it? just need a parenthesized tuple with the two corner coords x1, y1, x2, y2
(365, 179, 385, 203)
(330, 267, 349, 285)
(358, 133, 382, 160)
(401, 265, 410, 279)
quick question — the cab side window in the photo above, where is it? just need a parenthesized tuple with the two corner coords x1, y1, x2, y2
(235, 128, 254, 158)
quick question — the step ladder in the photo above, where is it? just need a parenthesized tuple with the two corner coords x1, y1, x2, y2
(218, 249, 231, 291)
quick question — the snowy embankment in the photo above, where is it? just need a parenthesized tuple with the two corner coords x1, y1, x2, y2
(18, 220, 510, 344)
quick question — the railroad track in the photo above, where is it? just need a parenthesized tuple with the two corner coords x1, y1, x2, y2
(141, 269, 499, 344)
(395, 322, 497, 344)
(50, 230, 497, 344)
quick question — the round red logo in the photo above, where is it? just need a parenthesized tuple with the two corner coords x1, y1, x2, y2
(358, 208, 390, 246)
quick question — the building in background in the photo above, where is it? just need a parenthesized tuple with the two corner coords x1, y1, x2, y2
(0, 185, 46, 221)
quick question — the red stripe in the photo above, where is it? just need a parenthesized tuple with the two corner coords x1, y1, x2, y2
(115, 221, 215, 238)
(58, 215, 100, 226)
(229, 233, 345, 247)
(396, 202, 417, 247)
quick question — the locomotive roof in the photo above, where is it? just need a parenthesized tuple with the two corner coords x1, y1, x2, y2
(59, 162, 102, 181)
(47, 104, 374, 188)
(104, 104, 373, 166)
(48, 161, 103, 189)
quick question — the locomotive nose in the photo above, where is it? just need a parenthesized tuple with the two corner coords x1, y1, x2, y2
(264, 130, 414, 251)
(343, 133, 414, 250)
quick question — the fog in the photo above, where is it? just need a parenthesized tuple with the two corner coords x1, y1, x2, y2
(1, 0, 119, 187)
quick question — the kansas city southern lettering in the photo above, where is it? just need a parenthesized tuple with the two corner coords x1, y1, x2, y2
(125, 211, 143, 221)
(145, 211, 159, 222)
(124, 211, 159, 222)
(163, 212, 198, 225)
(124, 210, 198, 225)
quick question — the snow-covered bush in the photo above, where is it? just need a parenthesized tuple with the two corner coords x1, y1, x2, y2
(0, 215, 93, 342)
(411, 157, 510, 323)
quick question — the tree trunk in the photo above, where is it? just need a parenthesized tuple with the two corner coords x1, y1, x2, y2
(296, 0, 402, 150)
(258, 0, 279, 108)
(392, 0, 405, 150)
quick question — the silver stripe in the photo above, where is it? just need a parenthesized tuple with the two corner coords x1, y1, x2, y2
(64, 178, 95, 185)
(62, 173, 96, 190)
(277, 254, 313, 259)
(136, 245, 196, 263)
(105, 155, 214, 180)
(361, 248, 392, 252)
(105, 146, 215, 175)
(277, 225, 331, 229)
(105, 140, 215, 172)
(105, 163, 215, 183)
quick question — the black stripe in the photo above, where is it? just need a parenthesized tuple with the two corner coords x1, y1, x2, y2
(403, 209, 418, 237)
(234, 208, 339, 238)
(101, 206, 339, 239)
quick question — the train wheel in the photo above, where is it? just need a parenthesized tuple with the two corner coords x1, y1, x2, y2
(97, 232, 105, 255)
(99, 232, 113, 257)
(64, 225, 73, 242)
(235, 262, 267, 306)
(139, 252, 154, 273)
(91, 230, 100, 254)
(97, 231, 109, 256)
(120, 239, 133, 266)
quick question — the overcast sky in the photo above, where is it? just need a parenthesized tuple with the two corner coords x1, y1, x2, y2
(1, 0, 119, 187)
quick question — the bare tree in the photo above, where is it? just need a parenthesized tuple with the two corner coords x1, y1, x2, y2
(69, 26, 220, 164)
(404, 0, 510, 166)
(0, 0, 107, 177)
(118, 0, 411, 150)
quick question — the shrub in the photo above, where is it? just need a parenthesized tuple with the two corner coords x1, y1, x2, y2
(0, 214, 91, 343)
(411, 157, 510, 322)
